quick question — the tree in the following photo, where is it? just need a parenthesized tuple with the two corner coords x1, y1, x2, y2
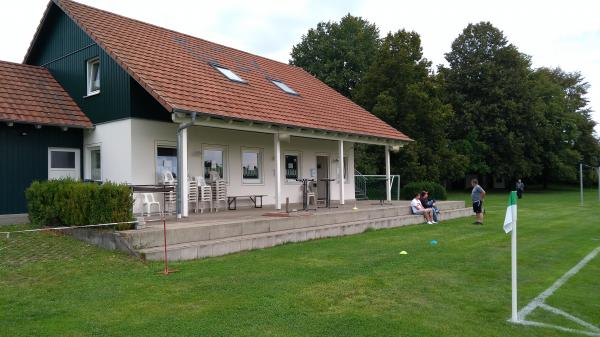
(441, 22, 540, 182)
(290, 14, 380, 98)
(530, 68, 600, 185)
(354, 30, 467, 183)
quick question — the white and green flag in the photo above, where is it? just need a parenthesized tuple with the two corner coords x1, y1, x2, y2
(503, 191, 517, 233)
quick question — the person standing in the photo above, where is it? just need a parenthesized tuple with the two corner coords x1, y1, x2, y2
(471, 179, 486, 225)
(516, 179, 525, 199)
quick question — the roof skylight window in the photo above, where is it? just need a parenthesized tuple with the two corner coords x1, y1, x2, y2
(271, 80, 298, 95)
(214, 66, 245, 83)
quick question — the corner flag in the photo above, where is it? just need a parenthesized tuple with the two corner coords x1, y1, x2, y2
(504, 190, 519, 322)
(503, 191, 517, 233)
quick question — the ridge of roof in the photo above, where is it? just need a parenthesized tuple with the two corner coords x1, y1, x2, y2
(56, 0, 299, 70)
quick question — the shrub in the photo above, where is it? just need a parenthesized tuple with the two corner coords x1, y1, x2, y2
(401, 181, 447, 201)
(26, 179, 133, 228)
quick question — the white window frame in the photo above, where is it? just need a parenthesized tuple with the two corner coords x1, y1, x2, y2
(202, 144, 228, 182)
(271, 80, 298, 95)
(214, 65, 246, 83)
(155, 141, 177, 184)
(86, 57, 100, 96)
(85, 143, 104, 181)
(241, 147, 263, 185)
(283, 151, 301, 183)
(48, 147, 80, 179)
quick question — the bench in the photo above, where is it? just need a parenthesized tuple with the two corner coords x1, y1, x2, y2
(227, 195, 267, 210)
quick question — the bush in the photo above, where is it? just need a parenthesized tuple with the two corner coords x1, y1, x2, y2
(26, 179, 133, 227)
(401, 181, 447, 201)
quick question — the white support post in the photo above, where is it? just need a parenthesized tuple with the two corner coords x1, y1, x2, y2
(182, 128, 189, 217)
(274, 133, 282, 210)
(385, 145, 391, 202)
(511, 203, 518, 322)
(339, 140, 345, 205)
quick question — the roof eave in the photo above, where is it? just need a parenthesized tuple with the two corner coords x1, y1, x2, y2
(1, 119, 93, 130)
(171, 109, 411, 146)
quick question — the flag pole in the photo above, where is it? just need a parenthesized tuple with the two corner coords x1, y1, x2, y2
(511, 196, 518, 322)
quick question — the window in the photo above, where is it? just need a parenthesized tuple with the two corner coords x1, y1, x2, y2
(242, 149, 262, 184)
(86, 57, 100, 95)
(51, 151, 76, 169)
(156, 146, 177, 182)
(271, 80, 298, 95)
(204, 147, 226, 181)
(90, 148, 101, 181)
(48, 148, 80, 180)
(214, 65, 245, 83)
(285, 154, 299, 180)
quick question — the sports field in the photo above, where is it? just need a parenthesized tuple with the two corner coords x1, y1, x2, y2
(1, 187, 599, 337)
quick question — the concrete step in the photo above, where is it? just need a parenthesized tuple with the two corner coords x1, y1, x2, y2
(122, 201, 467, 249)
(139, 207, 474, 261)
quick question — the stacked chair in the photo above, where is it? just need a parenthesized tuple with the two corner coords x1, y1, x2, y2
(208, 171, 227, 212)
(161, 171, 177, 215)
(195, 176, 214, 213)
(188, 178, 199, 213)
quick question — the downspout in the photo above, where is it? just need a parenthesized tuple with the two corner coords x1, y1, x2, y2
(176, 112, 197, 219)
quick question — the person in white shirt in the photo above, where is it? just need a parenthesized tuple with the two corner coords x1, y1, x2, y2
(410, 192, 436, 224)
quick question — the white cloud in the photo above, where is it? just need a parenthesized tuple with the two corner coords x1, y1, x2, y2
(1, 0, 599, 134)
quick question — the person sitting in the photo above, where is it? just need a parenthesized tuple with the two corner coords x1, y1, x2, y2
(420, 191, 440, 222)
(411, 192, 436, 224)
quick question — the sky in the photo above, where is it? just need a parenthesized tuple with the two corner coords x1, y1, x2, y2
(1, 0, 599, 134)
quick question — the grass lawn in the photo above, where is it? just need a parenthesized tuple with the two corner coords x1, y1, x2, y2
(1, 187, 599, 336)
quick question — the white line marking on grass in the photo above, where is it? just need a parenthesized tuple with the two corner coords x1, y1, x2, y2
(513, 246, 600, 336)
(539, 304, 600, 333)
(518, 320, 600, 337)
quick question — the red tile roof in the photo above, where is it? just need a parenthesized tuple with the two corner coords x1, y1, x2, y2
(0, 60, 92, 128)
(39, 0, 410, 142)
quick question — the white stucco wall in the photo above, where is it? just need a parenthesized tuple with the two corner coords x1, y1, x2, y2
(83, 119, 133, 183)
(82, 118, 357, 211)
(129, 118, 355, 206)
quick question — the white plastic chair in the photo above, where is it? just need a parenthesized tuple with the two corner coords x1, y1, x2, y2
(162, 171, 176, 184)
(307, 183, 317, 207)
(142, 193, 161, 216)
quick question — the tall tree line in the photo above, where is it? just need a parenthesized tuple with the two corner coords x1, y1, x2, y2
(291, 16, 600, 187)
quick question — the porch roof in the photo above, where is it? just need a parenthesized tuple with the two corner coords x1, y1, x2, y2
(0, 60, 92, 128)
(26, 0, 412, 144)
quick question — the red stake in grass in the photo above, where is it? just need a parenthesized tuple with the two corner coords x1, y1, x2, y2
(161, 216, 177, 275)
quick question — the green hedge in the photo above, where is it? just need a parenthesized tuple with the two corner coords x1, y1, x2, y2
(26, 179, 133, 227)
(401, 181, 447, 201)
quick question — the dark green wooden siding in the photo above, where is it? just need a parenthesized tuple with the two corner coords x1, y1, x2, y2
(130, 79, 171, 122)
(27, 4, 131, 124)
(26, 3, 170, 124)
(0, 124, 83, 215)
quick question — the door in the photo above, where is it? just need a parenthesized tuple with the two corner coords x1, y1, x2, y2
(48, 148, 80, 180)
(316, 155, 329, 199)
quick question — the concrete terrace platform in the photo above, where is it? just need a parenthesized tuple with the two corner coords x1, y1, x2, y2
(114, 200, 473, 261)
